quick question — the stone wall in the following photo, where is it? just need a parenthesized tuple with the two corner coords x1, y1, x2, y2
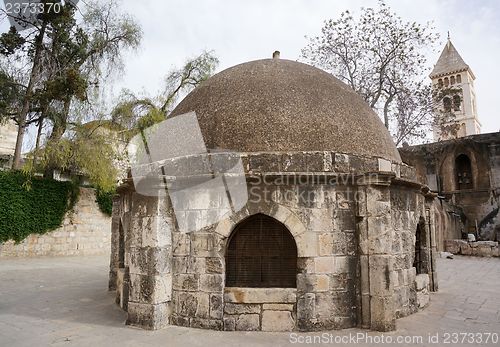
(0, 188, 111, 257)
(390, 185, 421, 319)
(223, 288, 296, 331)
(0, 120, 17, 156)
(110, 151, 433, 332)
(444, 239, 499, 257)
(399, 132, 500, 242)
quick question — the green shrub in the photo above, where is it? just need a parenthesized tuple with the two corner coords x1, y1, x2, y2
(95, 188, 115, 216)
(0, 171, 79, 243)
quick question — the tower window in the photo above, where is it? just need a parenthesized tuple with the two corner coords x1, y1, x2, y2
(438, 79, 443, 88)
(226, 214, 297, 288)
(455, 154, 473, 190)
(450, 76, 455, 85)
(443, 97, 452, 112)
(456, 74, 462, 83)
(444, 77, 449, 87)
(453, 95, 461, 111)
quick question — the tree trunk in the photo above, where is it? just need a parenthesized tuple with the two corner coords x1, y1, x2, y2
(44, 98, 71, 179)
(12, 21, 47, 169)
(48, 98, 70, 141)
(32, 117, 44, 166)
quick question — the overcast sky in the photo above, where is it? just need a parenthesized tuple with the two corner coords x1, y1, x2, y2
(114, 0, 499, 135)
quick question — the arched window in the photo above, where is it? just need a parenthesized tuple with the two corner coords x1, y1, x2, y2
(444, 77, 449, 87)
(450, 76, 455, 85)
(456, 74, 462, 83)
(438, 79, 443, 88)
(455, 154, 473, 190)
(453, 95, 461, 111)
(443, 97, 452, 112)
(226, 214, 297, 288)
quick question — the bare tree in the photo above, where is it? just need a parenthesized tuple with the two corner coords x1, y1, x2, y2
(301, 0, 439, 145)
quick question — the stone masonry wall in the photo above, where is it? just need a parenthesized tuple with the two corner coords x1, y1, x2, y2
(0, 188, 111, 257)
(167, 181, 359, 331)
(390, 185, 422, 319)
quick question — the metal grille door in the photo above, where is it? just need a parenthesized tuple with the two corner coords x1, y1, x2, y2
(226, 214, 297, 288)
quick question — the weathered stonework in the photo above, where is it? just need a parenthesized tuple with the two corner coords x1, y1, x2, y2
(108, 58, 437, 333)
(109, 152, 436, 332)
(445, 239, 499, 257)
(0, 188, 111, 257)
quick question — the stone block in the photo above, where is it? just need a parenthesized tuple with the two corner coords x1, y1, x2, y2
(172, 233, 190, 256)
(296, 293, 315, 321)
(199, 274, 224, 292)
(210, 294, 223, 319)
(262, 303, 294, 311)
(190, 318, 223, 330)
(460, 242, 472, 255)
(205, 257, 223, 273)
(262, 311, 295, 331)
(191, 233, 217, 257)
(297, 257, 315, 273)
(195, 293, 210, 318)
(126, 302, 170, 330)
(416, 291, 429, 309)
(224, 287, 296, 304)
(174, 291, 198, 316)
(477, 244, 492, 257)
(318, 233, 334, 256)
(295, 232, 318, 257)
(235, 314, 260, 331)
(378, 158, 392, 172)
(129, 273, 172, 304)
(172, 273, 199, 291)
(314, 256, 334, 273)
(415, 274, 429, 291)
(223, 316, 236, 331)
(187, 257, 206, 274)
(129, 246, 171, 275)
(224, 303, 261, 315)
(370, 296, 396, 332)
(492, 246, 499, 257)
(444, 240, 460, 254)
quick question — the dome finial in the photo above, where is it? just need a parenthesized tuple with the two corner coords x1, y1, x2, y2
(272, 51, 280, 59)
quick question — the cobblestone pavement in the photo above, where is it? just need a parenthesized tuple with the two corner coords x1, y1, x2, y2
(0, 255, 498, 347)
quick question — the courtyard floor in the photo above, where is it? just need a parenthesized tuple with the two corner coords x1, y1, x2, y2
(0, 255, 499, 347)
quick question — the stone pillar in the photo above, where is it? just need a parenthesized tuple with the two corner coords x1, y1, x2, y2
(126, 192, 173, 330)
(108, 194, 122, 291)
(425, 193, 439, 292)
(356, 173, 396, 332)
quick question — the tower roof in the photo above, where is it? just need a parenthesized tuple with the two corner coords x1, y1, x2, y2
(430, 39, 473, 79)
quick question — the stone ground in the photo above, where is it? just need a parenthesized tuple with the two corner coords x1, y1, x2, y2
(0, 255, 499, 347)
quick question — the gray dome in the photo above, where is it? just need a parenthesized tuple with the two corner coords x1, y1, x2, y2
(170, 58, 401, 163)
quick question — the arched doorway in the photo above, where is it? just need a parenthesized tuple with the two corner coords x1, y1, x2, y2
(413, 220, 425, 275)
(455, 154, 473, 190)
(226, 213, 297, 288)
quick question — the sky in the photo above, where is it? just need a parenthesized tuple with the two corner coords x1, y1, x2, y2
(113, 0, 499, 134)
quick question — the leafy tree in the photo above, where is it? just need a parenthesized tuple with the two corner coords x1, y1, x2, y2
(0, 0, 141, 169)
(301, 0, 439, 145)
(112, 50, 219, 134)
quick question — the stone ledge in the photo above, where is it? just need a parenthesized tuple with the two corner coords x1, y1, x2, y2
(445, 239, 499, 257)
(224, 287, 296, 304)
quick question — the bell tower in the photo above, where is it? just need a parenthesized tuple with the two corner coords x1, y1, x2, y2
(430, 35, 481, 141)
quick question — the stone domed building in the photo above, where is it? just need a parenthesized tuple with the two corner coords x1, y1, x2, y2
(109, 55, 438, 332)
